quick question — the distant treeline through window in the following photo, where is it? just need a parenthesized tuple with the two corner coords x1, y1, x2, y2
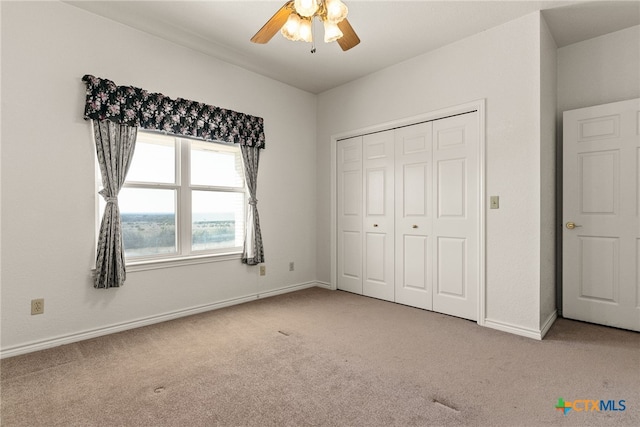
(121, 213, 236, 257)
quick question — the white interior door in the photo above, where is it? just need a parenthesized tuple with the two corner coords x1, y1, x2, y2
(337, 136, 363, 294)
(563, 98, 640, 332)
(395, 122, 433, 309)
(431, 112, 479, 321)
(363, 131, 395, 301)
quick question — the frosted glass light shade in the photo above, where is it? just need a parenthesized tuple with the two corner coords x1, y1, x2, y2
(294, 0, 318, 17)
(323, 20, 343, 43)
(298, 18, 313, 43)
(281, 13, 302, 41)
(325, 0, 348, 23)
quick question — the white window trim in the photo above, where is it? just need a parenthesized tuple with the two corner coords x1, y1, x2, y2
(176, 139, 246, 259)
(94, 131, 247, 272)
(126, 251, 242, 272)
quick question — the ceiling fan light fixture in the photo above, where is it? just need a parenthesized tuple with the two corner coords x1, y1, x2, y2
(325, 0, 348, 23)
(323, 20, 343, 43)
(281, 13, 302, 41)
(298, 17, 313, 42)
(294, 0, 318, 18)
(251, 0, 359, 51)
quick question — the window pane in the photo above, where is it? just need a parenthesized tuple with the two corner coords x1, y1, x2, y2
(126, 133, 176, 183)
(119, 188, 177, 257)
(191, 142, 243, 187)
(192, 191, 245, 251)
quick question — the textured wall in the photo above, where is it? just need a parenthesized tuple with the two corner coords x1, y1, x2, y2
(558, 25, 640, 114)
(317, 13, 545, 333)
(1, 1, 317, 354)
(539, 16, 558, 330)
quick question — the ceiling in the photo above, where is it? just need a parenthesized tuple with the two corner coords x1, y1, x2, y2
(65, 1, 640, 94)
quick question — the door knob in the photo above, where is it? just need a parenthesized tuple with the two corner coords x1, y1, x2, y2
(412, 225, 418, 229)
(566, 221, 582, 230)
(373, 224, 378, 227)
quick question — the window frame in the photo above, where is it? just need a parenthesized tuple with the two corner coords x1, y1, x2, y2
(99, 130, 247, 271)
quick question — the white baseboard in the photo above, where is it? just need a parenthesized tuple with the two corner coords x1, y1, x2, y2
(314, 281, 332, 290)
(484, 313, 557, 340)
(257, 281, 326, 298)
(1, 281, 327, 359)
(540, 310, 558, 339)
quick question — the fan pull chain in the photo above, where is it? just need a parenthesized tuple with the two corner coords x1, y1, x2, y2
(311, 18, 317, 53)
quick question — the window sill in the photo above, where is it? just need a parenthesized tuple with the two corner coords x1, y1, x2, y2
(124, 252, 242, 272)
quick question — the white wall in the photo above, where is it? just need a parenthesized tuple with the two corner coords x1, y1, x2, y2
(539, 17, 557, 330)
(558, 25, 640, 114)
(317, 12, 550, 336)
(0, 1, 318, 356)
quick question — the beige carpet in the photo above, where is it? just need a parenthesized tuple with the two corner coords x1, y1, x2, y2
(1, 287, 638, 426)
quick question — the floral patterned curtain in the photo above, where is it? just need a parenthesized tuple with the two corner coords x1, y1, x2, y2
(82, 75, 265, 148)
(83, 75, 267, 288)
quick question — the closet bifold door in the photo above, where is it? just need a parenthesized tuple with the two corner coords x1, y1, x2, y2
(394, 122, 433, 310)
(432, 112, 479, 321)
(337, 136, 363, 294)
(362, 130, 395, 302)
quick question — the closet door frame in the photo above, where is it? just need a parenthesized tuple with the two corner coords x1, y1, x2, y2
(330, 99, 486, 327)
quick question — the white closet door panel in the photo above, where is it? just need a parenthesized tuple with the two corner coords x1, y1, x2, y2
(365, 232, 388, 282)
(432, 113, 478, 321)
(342, 231, 362, 274)
(437, 236, 467, 297)
(437, 158, 466, 218)
(342, 171, 361, 216)
(403, 163, 428, 216)
(363, 131, 395, 301)
(395, 122, 433, 309)
(337, 136, 363, 294)
(403, 235, 429, 290)
(366, 168, 386, 215)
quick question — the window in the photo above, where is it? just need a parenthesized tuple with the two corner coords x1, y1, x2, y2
(99, 131, 246, 263)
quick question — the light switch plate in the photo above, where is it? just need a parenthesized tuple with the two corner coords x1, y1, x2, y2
(490, 196, 499, 209)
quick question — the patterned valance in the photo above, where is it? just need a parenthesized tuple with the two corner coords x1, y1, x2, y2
(82, 75, 265, 148)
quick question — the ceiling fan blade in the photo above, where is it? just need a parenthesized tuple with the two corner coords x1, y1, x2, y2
(336, 18, 360, 51)
(250, 1, 294, 44)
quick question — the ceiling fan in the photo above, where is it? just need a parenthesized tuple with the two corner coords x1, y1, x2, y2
(250, 0, 360, 52)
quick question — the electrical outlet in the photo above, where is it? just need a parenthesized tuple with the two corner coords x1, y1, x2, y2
(289, 262, 295, 271)
(31, 298, 44, 315)
(259, 265, 266, 276)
